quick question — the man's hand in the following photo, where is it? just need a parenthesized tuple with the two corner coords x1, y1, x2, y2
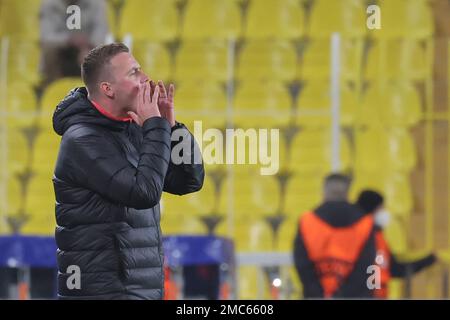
(128, 82, 161, 126)
(150, 80, 175, 127)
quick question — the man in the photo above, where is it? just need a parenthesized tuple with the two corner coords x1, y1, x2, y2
(293, 174, 376, 298)
(356, 190, 436, 298)
(52, 43, 204, 299)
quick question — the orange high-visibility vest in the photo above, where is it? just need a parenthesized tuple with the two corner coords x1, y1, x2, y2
(373, 230, 391, 298)
(300, 211, 374, 297)
(164, 266, 179, 300)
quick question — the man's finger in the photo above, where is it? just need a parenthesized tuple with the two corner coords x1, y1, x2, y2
(149, 80, 156, 100)
(127, 111, 140, 126)
(138, 83, 144, 109)
(152, 85, 160, 104)
(142, 82, 149, 106)
(168, 84, 175, 100)
(158, 80, 167, 98)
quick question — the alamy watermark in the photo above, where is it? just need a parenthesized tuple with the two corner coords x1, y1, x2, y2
(66, 5, 81, 30)
(171, 121, 280, 176)
(367, 4, 381, 30)
(366, 254, 384, 290)
(66, 265, 81, 290)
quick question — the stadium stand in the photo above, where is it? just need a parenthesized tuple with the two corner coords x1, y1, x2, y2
(0, 0, 443, 300)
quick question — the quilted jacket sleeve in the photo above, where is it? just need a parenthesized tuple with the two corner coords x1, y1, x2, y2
(66, 117, 172, 209)
(163, 122, 205, 195)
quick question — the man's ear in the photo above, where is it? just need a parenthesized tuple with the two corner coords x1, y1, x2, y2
(100, 82, 114, 98)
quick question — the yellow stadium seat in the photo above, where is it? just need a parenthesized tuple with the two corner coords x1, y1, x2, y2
(3, 38, 41, 85)
(359, 81, 422, 128)
(245, 0, 303, 40)
(309, 0, 365, 38)
(181, 0, 241, 40)
(234, 215, 273, 251)
(296, 81, 358, 127)
(375, 0, 433, 39)
(285, 173, 323, 218)
(350, 170, 385, 202)
(6, 170, 32, 219)
(163, 177, 214, 217)
(278, 129, 305, 170)
(162, 170, 227, 236)
(175, 81, 228, 128)
(233, 167, 281, 218)
(161, 212, 206, 235)
(354, 127, 417, 175)
(6, 83, 37, 112)
(3, 212, 31, 234)
(0, 0, 41, 39)
(119, 0, 178, 42)
(6, 116, 39, 172)
(285, 128, 352, 175)
(236, 217, 276, 251)
(383, 173, 413, 216)
(205, 212, 229, 238)
(162, 172, 229, 234)
(233, 81, 292, 128)
(384, 218, 408, 254)
(354, 128, 387, 173)
(23, 173, 55, 235)
(204, 168, 229, 213)
(32, 120, 60, 173)
(175, 81, 227, 111)
(233, 220, 254, 252)
(386, 128, 417, 173)
(277, 124, 302, 170)
(175, 40, 230, 82)
(277, 216, 297, 251)
(132, 41, 172, 81)
(237, 40, 297, 82)
(260, 214, 290, 250)
(300, 38, 363, 82)
(365, 39, 430, 81)
(41, 77, 83, 113)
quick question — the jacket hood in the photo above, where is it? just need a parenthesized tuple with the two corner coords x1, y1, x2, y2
(53, 87, 128, 136)
(314, 201, 366, 228)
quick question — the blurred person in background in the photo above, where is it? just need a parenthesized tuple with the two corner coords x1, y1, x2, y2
(52, 43, 204, 299)
(356, 190, 437, 299)
(293, 173, 377, 298)
(40, 0, 109, 85)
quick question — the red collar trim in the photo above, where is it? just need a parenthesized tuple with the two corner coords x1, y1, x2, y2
(90, 99, 132, 122)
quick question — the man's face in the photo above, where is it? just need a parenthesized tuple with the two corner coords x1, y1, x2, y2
(108, 52, 149, 113)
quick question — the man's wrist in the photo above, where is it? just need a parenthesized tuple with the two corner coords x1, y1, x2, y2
(143, 116, 171, 131)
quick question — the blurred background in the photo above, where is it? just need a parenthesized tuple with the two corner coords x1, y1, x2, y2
(0, 0, 449, 300)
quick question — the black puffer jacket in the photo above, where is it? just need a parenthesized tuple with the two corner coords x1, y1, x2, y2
(52, 87, 204, 299)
